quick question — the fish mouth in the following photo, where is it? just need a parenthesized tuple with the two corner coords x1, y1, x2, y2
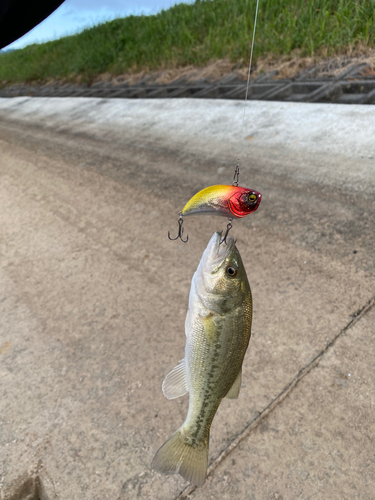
(195, 232, 237, 310)
(205, 231, 235, 269)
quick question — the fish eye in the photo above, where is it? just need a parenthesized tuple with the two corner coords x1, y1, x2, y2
(248, 193, 258, 203)
(226, 266, 237, 277)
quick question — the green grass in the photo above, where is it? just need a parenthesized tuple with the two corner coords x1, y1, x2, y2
(1, 0, 375, 83)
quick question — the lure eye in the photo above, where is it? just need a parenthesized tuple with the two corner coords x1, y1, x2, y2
(226, 266, 237, 277)
(248, 193, 258, 203)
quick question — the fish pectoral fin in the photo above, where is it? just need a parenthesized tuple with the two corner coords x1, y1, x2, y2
(225, 369, 242, 399)
(162, 359, 188, 400)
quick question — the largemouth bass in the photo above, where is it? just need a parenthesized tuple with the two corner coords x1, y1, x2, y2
(152, 231, 252, 486)
(181, 185, 261, 218)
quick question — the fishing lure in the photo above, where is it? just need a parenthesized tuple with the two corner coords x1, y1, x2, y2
(182, 184, 261, 219)
(168, 184, 262, 243)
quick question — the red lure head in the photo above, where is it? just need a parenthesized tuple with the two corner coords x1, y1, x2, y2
(228, 187, 262, 218)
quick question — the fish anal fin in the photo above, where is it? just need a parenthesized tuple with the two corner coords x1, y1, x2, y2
(151, 428, 208, 486)
(225, 369, 242, 399)
(162, 359, 188, 400)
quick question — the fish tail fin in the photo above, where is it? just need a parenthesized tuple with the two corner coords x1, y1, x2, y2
(151, 428, 208, 486)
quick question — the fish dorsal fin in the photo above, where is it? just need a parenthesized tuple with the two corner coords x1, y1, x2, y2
(225, 369, 242, 399)
(162, 359, 188, 400)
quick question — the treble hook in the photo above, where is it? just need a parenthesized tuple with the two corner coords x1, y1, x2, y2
(221, 218, 233, 245)
(168, 213, 188, 243)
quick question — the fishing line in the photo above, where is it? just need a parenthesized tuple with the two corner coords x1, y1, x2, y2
(232, 0, 261, 185)
(222, 0, 260, 244)
(167, 0, 262, 244)
(243, 0, 261, 128)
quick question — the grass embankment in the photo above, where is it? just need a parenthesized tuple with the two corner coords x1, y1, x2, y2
(0, 0, 374, 84)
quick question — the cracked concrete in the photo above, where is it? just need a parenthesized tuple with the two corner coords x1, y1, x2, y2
(0, 98, 374, 499)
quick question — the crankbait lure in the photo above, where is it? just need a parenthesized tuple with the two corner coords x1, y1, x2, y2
(181, 184, 261, 219)
(168, 184, 262, 243)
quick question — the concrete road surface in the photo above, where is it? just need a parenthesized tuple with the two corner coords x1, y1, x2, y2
(0, 97, 374, 500)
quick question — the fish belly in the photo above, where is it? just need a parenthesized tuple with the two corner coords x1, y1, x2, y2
(183, 308, 250, 445)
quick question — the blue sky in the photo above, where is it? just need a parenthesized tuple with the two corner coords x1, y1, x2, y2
(6, 0, 193, 50)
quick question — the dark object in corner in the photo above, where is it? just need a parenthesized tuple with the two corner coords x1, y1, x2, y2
(0, 0, 65, 49)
